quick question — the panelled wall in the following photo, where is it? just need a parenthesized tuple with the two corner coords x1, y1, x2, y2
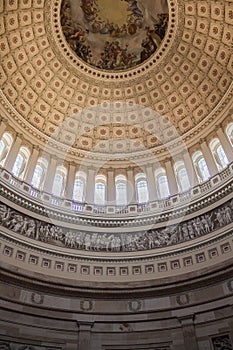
(0, 276, 233, 350)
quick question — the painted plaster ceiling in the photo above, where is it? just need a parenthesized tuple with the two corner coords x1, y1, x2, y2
(0, 0, 232, 158)
(60, 0, 169, 71)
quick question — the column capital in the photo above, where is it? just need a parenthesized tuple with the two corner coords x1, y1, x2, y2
(127, 166, 134, 172)
(50, 154, 58, 161)
(178, 315, 195, 326)
(32, 144, 40, 151)
(214, 124, 221, 132)
(87, 165, 96, 172)
(115, 168, 126, 176)
(0, 116, 8, 123)
(16, 132, 23, 139)
(70, 160, 77, 167)
(145, 163, 154, 170)
(199, 137, 206, 144)
(164, 156, 173, 164)
(77, 321, 94, 330)
(181, 149, 190, 156)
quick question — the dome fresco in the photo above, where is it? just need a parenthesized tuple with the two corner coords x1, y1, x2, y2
(60, 0, 169, 70)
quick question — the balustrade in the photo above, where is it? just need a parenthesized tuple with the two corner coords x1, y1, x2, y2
(0, 162, 233, 217)
(0, 122, 233, 216)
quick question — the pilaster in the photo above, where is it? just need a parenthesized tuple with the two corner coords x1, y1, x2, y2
(107, 168, 115, 205)
(43, 156, 58, 193)
(164, 159, 178, 195)
(200, 140, 218, 177)
(127, 167, 136, 204)
(86, 167, 96, 203)
(65, 162, 76, 199)
(0, 117, 8, 140)
(4, 133, 22, 172)
(183, 151, 199, 187)
(145, 164, 157, 201)
(77, 321, 94, 350)
(24, 146, 40, 184)
(216, 127, 233, 163)
(179, 316, 199, 350)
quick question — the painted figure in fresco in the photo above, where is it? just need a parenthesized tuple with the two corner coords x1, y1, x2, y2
(60, 0, 169, 70)
(81, 0, 99, 21)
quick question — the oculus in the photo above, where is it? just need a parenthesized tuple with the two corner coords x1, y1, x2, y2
(60, 0, 169, 70)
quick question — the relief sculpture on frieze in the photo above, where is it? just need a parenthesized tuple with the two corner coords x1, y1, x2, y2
(0, 342, 60, 350)
(0, 198, 232, 252)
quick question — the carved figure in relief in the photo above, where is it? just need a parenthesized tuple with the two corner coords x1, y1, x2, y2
(0, 206, 11, 227)
(182, 223, 189, 241)
(195, 217, 204, 236)
(224, 205, 232, 224)
(216, 209, 224, 227)
(187, 222, 194, 238)
(212, 334, 233, 350)
(6, 213, 17, 230)
(84, 233, 91, 250)
(1, 197, 233, 252)
(201, 216, 210, 233)
(0, 343, 11, 350)
(25, 219, 36, 238)
(170, 229, 178, 244)
(11, 215, 24, 233)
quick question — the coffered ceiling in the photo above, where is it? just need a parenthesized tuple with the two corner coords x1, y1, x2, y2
(0, 0, 232, 159)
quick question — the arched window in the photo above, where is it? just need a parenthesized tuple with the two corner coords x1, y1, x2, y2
(154, 167, 170, 199)
(0, 132, 13, 166)
(12, 146, 30, 179)
(73, 171, 86, 202)
(31, 157, 48, 189)
(226, 123, 233, 146)
(135, 173, 149, 204)
(52, 165, 67, 197)
(174, 160, 190, 192)
(115, 174, 127, 206)
(94, 174, 106, 205)
(192, 151, 210, 182)
(209, 138, 229, 171)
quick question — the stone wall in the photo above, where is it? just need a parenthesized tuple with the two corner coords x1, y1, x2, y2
(0, 277, 233, 350)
